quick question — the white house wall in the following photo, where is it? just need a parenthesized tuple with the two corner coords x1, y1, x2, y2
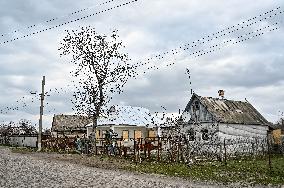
(181, 122, 219, 142)
(218, 124, 268, 140)
(218, 124, 268, 154)
(87, 125, 157, 147)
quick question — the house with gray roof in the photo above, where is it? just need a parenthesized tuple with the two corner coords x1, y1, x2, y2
(180, 93, 271, 142)
(51, 115, 92, 138)
(51, 106, 160, 141)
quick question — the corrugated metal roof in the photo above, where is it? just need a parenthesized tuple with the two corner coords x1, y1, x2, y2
(186, 94, 270, 126)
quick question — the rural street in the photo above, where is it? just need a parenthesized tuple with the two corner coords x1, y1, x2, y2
(0, 147, 273, 188)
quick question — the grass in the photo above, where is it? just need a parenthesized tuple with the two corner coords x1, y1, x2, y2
(6, 146, 284, 186)
(124, 155, 284, 186)
(9, 146, 38, 153)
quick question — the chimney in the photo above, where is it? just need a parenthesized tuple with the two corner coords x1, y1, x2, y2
(218, 90, 225, 99)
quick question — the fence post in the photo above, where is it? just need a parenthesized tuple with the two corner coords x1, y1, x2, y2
(223, 138, 227, 165)
(134, 139, 136, 163)
(160, 137, 163, 161)
(170, 139, 174, 163)
(144, 138, 147, 159)
(147, 140, 151, 159)
(279, 136, 283, 156)
(137, 138, 141, 163)
(157, 137, 160, 161)
(86, 141, 89, 155)
(95, 139, 97, 155)
(177, 140, 180, 162)
(267, 131, 272, 172)
(119, 140, 122, 156)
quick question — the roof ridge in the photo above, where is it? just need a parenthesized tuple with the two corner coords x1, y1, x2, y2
(202, 96, 247, 103)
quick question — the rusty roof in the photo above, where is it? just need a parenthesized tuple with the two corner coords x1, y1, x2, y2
(186, 94, 270, 126)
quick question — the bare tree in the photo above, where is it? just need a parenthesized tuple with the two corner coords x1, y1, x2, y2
(59, 27, 135, 145)
(277, 111, 284, 126)
(19, 119, 37, 134)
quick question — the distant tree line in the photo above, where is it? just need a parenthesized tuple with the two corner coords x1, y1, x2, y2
(0, 119, 38, 136)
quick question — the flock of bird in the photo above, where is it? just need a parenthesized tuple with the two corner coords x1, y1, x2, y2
(0, 2, 282, 125)
(0, 0, 139, 45)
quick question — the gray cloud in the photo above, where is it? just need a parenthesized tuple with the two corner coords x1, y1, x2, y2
(0, 0, 283, 128)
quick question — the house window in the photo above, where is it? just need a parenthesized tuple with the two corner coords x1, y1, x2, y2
(201, 129, 209, 140)
(122, 130, 129, 141)
(187, 128, 195, 141)
(134, 130, 142, 140)
(148, 130, 156, 138)
(96, 130, 100, 139)
(194, 101, 200, 110)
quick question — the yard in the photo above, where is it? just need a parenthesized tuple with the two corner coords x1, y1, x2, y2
(126, 155, 284, 186)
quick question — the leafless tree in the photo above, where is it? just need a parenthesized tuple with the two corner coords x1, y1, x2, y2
(59, 27, 135, 144)
(19, 119, 37, 134)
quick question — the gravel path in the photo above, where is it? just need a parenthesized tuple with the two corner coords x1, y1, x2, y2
(0, 147, 272, 188)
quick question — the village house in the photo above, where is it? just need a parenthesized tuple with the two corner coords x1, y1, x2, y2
(51, 106, 159, 143)
(51, 115, 91, 138)
(86, 105, 159, 146)
(180, 93, 271, 143)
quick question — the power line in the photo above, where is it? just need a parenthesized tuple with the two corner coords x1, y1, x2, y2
(0, 23, 280, 115)
(0, 0, 118, 39)
(2, 24, 280, 115)
(0, 7, 282, 117)
(0, 0, 139, 45)
(133, 22, 280, 76)
(144, 28, 276, 73)
(131, 7, 283, 69)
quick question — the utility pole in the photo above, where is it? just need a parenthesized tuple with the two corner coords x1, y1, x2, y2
(38, 76, 45, 151)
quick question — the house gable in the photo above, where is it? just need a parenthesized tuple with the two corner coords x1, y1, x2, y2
(182, 93, 215, 123)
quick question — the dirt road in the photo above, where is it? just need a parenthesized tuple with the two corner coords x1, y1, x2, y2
(0, 147, 268, 188)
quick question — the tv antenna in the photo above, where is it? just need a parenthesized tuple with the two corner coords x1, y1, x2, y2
(185, 68, 193, 95)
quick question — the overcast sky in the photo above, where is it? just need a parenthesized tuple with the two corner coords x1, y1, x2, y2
(0, 0, 283, 129)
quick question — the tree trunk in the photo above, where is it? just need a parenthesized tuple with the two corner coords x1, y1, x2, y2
(92, 114, 97, 155)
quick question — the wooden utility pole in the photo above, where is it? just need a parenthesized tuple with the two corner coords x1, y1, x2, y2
(38, 76, 45, 151)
